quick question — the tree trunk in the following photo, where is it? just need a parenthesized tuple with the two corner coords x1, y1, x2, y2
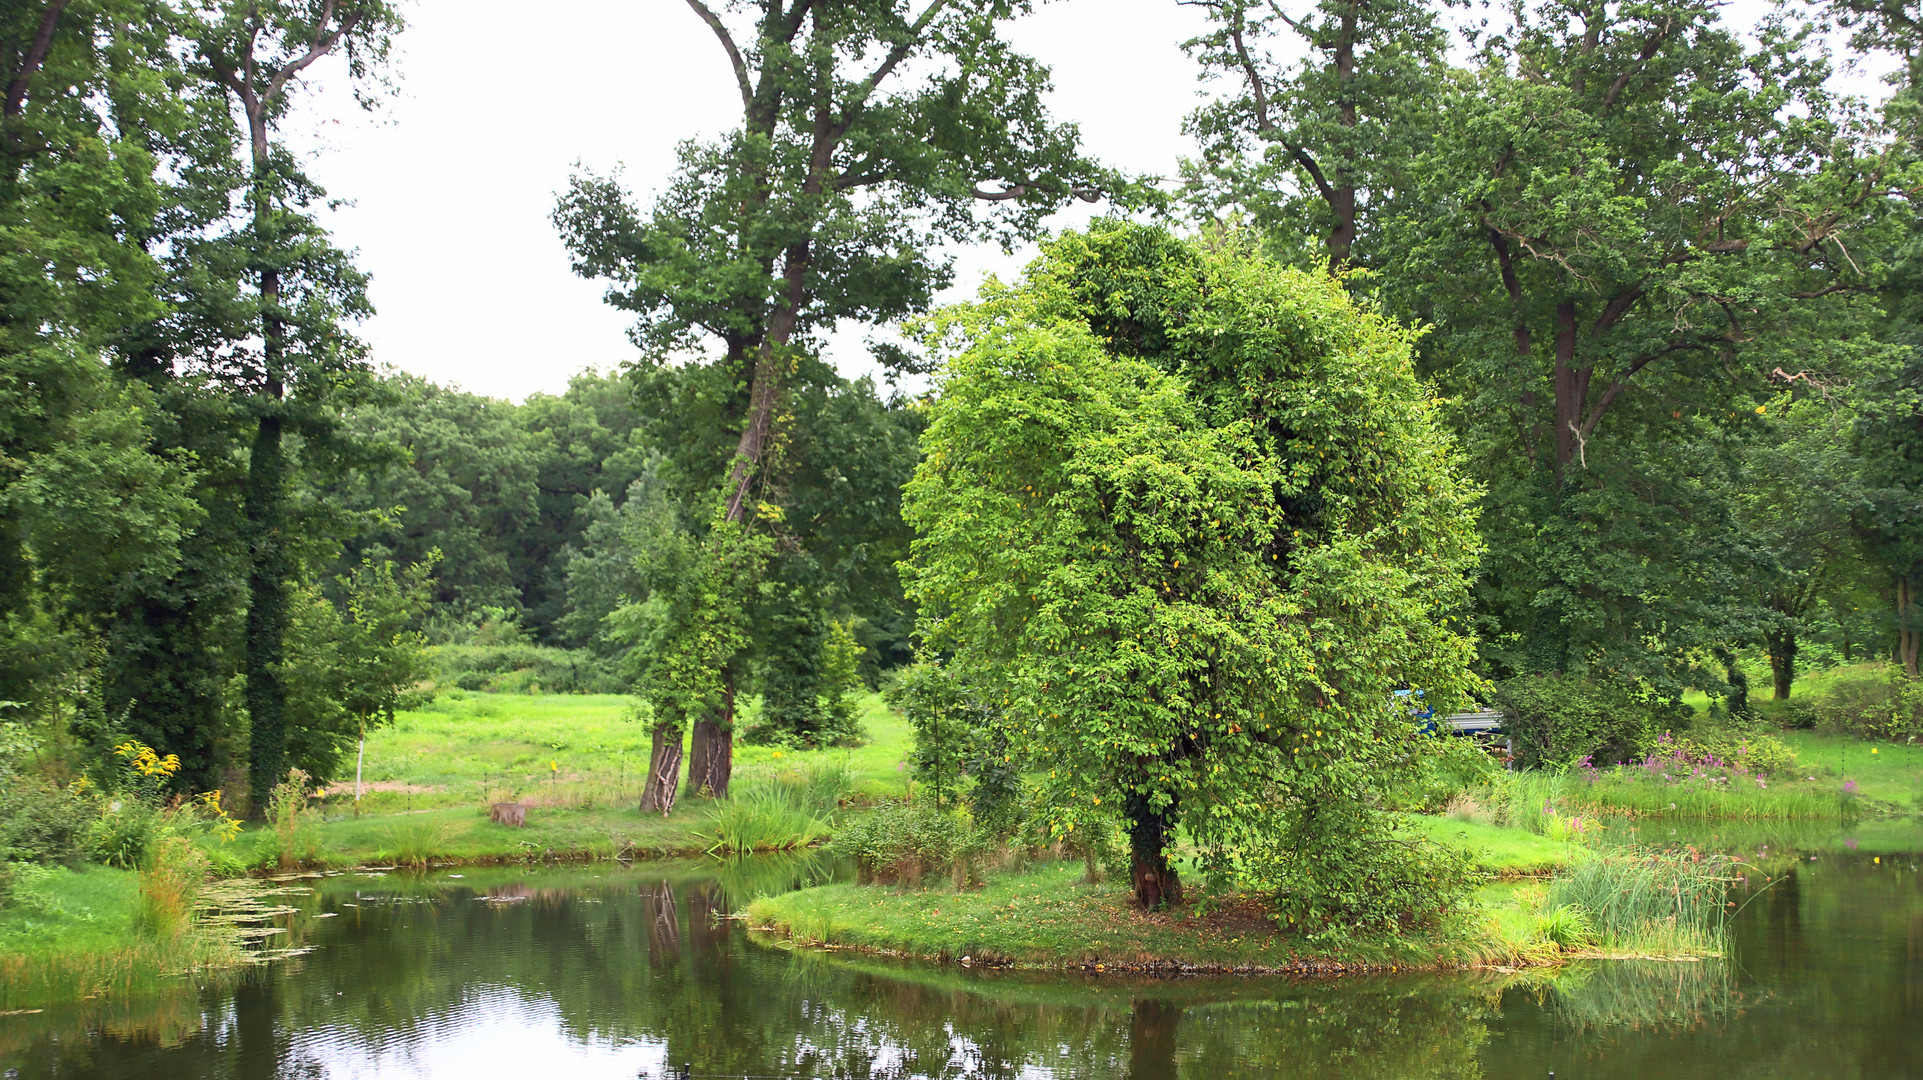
(1766, 629, 1797, 700)
(645, 879, 681, 967)
(1124, 791, 1180, 909)
(689, 719, 733, 798)
(639, 723, 684, 815)
(244, 404, 287, 816)
(1899, 576, 1919, 679)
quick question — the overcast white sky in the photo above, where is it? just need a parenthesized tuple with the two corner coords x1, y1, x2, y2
(293, 0, 1884, 402)
(294, 0, 1221, 402)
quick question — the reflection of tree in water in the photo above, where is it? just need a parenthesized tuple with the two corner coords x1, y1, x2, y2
(39, 856, 1923, 1080)
(1128, 999, 1180, 1080)
(646, 879, 681, 967)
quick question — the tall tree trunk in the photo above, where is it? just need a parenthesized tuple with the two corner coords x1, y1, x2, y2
(1124, 790, 1180, 909)
(241, 106, 288, 815)
(690, 668, 735, 797)
(1766, 628, 1797, 700)
(639, 723, 684, 815)
(1899, 576, 1919, 679)
(243, 353, 287, 816)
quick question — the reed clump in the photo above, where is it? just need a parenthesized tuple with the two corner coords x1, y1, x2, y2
(1542, 847, 1732, 956)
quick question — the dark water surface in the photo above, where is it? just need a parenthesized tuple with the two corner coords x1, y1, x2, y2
(5, 822, 1923, 1079)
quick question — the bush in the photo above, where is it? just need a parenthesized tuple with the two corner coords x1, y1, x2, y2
(427, 643, 623, 694)
(1256, 801, 1481, 939)
(829, 800, 975, 885)
(1667, 729, 1797, 777)
(1498, 676, 1687, 768)
(1386, 732, 1505, 812)
(1800, 664, 1923, 739)
(0, 776, 96, 865)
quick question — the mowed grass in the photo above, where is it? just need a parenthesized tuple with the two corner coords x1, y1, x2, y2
(335, 690, 911, 814)
(206, 691, 912, 870)
(747, 859, 1472, 971)
(1405, 816, 1573, 876)
(1775, 730, 1923, 811)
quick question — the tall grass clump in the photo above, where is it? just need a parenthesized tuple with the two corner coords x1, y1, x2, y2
(268, 768, 319, 870)
(1543, 848, 1732, 956)
(381, 817, 456, 866)
(704, 788, 833, 854)
(137, 835, 207, 940)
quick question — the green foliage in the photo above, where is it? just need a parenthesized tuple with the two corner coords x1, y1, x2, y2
(281, 555, 437, 782)
(427, 643, 622, 695)
(1796, 662, 1923, 738)
(0, 776, 96, 866)
(1532, 904, 1598, 951)
(829, 800, 975, 885)
(1497, 675, 1686, 768)
(1256, 799, 1482, 938)
(904, 221, 1483, 917)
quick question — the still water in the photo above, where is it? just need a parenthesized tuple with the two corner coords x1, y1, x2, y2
(5, 821, 1923, 1079)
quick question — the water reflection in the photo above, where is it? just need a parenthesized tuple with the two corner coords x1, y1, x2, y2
(6, 829, 1923, 1079)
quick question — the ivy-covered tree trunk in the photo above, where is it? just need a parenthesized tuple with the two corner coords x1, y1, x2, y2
(686, 670, 734, 798)
(639, 722, 683, 815)
(1123, 790, 1181, 910)
(244, 250, 289, 815)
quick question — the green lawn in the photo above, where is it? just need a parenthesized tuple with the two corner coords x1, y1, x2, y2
(1775, 729, 1923, 811)
(206, 691, 913, 871)
(0, 865, 157, 1009)
(1406, 816, 1573, 876)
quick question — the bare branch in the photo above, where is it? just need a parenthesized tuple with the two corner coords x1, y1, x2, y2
(4, 0, 71, 119)
(683, 0, 753, 113)
(262, 1, 358, 109)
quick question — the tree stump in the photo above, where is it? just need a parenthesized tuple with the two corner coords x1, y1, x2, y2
(489, 802, 527, 828)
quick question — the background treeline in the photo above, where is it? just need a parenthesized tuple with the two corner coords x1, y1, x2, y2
(326, 367, 920, 703)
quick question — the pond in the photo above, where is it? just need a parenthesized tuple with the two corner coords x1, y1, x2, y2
(5, 821, 1923, 1079)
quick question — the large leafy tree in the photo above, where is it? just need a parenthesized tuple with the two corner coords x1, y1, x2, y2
(552, 0, 1120, 799)
(179, 0, 403, 810)
(1180, 0, 1452, 271)
(905, 223, 1482, 915)
(0, 1, 206, 747)
(1379, 0, 1918, 677)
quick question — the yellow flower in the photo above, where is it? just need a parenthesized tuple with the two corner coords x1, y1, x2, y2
(550, 760, 559, 771)
(1755, 405, 1767, 414)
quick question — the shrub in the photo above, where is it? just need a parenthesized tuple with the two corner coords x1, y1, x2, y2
(1666, 729, 1796, 778)
(0, 776, 97, 865)
(427, 643, 623, 694)
(1801, 663, 1923, 739)
(1386, 732, 1505, 812)
(1256, 801, 1481, 939)
(1498, 676, 1687, 768)
(829, 800, 974, 885)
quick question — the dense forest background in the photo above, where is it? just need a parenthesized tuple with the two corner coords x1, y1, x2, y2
(1, 0, 1919, 815)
